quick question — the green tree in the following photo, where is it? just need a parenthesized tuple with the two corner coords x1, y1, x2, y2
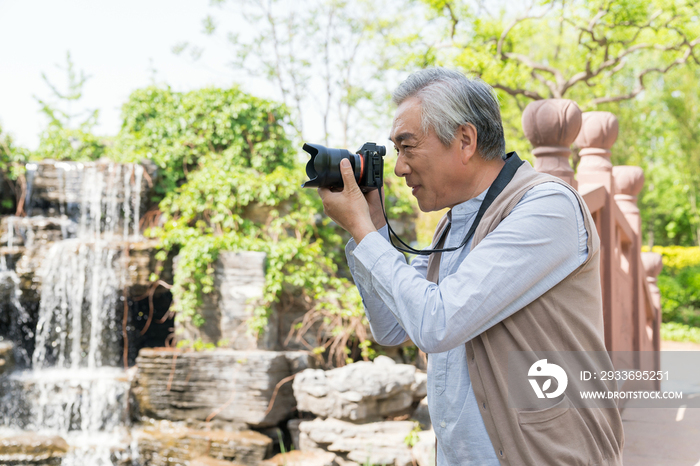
(383, 0, 700, 245)
(33, 52, 106, 161)
(0, 124, 30, 214)
(175, 0, 399, 146)
(114, 86, 374, 366)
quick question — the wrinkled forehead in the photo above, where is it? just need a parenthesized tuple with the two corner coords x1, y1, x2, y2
(390, 97, 423, 144)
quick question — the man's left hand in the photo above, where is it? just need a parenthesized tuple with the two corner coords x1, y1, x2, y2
(318, 159, 377, 243)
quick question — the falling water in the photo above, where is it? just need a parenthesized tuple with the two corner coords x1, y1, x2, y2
(0, 160, 146, 465)
(24, 162, 37, 217)
(7, 216, 13, 249)
(32, 163, 144, 369)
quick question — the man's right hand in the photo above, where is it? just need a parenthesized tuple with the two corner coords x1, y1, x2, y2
(365, 188, 387, 230)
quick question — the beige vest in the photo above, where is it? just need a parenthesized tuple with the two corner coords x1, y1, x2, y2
(427, 161, 624, 465)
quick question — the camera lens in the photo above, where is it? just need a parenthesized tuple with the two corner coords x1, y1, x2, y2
(301, 143, 362, 188)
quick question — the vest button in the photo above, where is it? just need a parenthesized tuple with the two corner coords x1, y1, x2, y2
(500, 450, 503, 456)
(482, 402, 486, 410)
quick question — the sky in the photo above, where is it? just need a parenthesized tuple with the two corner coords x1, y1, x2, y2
(0, 0, 287, 149)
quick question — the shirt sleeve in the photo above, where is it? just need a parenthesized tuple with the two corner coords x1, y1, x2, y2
(346, 225, 429, 346)
(351, 183, 588, 353)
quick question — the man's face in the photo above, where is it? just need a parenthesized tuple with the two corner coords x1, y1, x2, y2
(390, 97, 465, 212)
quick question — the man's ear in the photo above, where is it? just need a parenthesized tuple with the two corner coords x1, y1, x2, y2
(458, 123, 478, 165)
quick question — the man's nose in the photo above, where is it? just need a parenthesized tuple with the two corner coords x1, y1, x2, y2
(394, 154, 410, 178)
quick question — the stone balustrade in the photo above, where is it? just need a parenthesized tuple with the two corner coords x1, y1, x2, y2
(523, 100, 661, 362)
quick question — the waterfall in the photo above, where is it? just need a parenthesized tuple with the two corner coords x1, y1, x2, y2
(31, 162, 144, 369)
(0, 160, 147, 465)
(31, 240, 121, 369)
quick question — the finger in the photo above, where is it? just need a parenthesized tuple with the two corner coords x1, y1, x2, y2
(339, 158, 359, 192)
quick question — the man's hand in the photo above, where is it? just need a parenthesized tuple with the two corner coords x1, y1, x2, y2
(364, 187, 387, 231)
(318, 159, 377, 243)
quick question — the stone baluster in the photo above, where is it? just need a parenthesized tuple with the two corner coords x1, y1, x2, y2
(641, 252, 663, 354)
(641, 252, 663, 313)
(613, 166, 644, 235)
(575, 111, 618, 189)
(522, 99, 582, 188)
(614, 166, 646, 352)
(575, 111, 619, 350)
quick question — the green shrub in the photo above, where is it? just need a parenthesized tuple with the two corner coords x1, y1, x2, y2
(115, 85, 381, 364)
(660, 322, 700, 343)
(657, 267, 700, 327)
(650, 245, 700, 271)
(646, 246, 700, 330)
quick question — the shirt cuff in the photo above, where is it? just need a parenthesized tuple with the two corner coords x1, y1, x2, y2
(346, 225, 389, 255)
(352, 229, 396, 274)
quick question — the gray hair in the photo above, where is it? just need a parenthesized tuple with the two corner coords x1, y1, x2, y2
(392, 68, 505, 161)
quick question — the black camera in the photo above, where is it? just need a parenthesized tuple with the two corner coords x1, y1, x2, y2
(301, 142, 386, 193)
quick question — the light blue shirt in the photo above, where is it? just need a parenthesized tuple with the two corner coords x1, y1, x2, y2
(346, 181, 588, 465)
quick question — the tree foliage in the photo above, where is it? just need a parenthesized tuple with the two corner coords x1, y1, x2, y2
(113, 85, 380, 364)
(33, 52, 106, 162)
(175, 0, 400, 146)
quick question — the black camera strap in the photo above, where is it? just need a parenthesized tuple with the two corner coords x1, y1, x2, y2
(381, 151, 524, 256)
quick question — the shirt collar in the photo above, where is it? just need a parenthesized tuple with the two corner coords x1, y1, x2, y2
(449, 186, 489, 220)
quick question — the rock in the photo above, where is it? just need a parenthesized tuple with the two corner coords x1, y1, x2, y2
(136, 423, 271, 466)
(0, 433, 68, 465)
(23, 160, 153, 222)
(133, 348, 295, 427)
(122, 240, 174, 297)
(180, 251, 277, 350)
(0, 341, 14, 375)
(298, 418, 415, 466)
(411, 371, 427, 400)
(260, 450, 338, 466)
(287, 419, 303, 451)
(292, 356, 417, 421)
(284, 351, 317, 374)
(411, 397, 431, 430)
(190, 456, 246, 466)
(411, 430, 436, 466)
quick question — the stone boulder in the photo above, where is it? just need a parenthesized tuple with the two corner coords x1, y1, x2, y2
(293, 356, 419, 421)
(0, 433, 68, 466)
(411, 430, 436, 466)
(133, 349, 295, 427)
(0, 341, 14, 376)
(190, 456, 246, 466)
(135, 423, 271, 466)
(260, 450, 338, 466)
(411, 371, 427, 400)
(411, 397, 431, 430)
(298, 418, 415, 466)
(180, 251, 275, 350)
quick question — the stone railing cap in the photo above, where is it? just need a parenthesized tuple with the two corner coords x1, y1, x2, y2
(641, 252, 663, 277)
(575, 111, 619, 150)
(613, 166, 645, 197)
(522, 99, 582, 151)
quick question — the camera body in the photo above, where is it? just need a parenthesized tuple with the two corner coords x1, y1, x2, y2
(302, 142, 386, 193)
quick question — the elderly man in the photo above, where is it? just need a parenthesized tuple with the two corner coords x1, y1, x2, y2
(319, 68, 623, 465)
